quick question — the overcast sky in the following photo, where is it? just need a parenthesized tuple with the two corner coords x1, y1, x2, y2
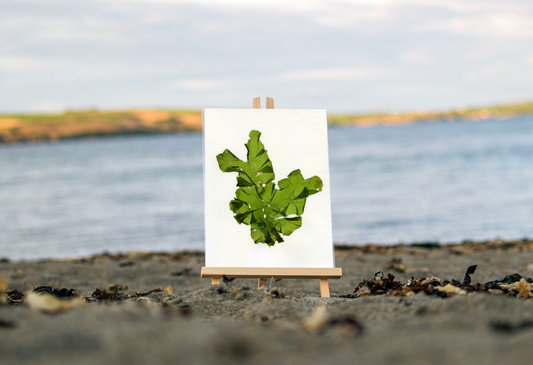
(1, 0, 533, 113)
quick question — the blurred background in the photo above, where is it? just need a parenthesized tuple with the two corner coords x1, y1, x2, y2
(2, 0, 533, 113)
(1, 0, 532, 260)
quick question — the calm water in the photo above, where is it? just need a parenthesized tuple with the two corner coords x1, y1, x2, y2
(1, 117, 532, 260)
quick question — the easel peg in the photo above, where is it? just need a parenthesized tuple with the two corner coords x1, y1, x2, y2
(252, 97, 274, 109)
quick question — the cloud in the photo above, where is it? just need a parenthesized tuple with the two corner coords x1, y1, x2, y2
(97, 0, 388, 8)
(407, 1, 533, 39)
(27, 102, 66, 113)
(1, 0, 533, 113)
(279, 67, 393, 82)
(380, 84, 434, 96)
(0, 56, 48, 72)
(400, 52, 435, 65)
(172, 79, 230, 90)
(415, 13, 533, 39)
(94, 0, 533, 36)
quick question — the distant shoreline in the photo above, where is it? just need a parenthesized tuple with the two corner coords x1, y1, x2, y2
(1, 100, 532, 144)
(0, 109, 203, 145)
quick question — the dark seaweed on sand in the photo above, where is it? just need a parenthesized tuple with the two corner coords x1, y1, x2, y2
(33, 286, 77, 298)
(6, 289, 25, 305)
(91, 285, 132, 301)
(344, 265, 533, 299)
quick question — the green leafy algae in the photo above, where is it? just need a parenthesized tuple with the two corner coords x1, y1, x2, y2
(217, 130, 323, 246)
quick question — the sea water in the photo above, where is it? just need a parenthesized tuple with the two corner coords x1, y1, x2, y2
(0, 116, 532, 260)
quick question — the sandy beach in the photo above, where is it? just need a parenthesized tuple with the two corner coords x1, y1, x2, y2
(2, 240, 533, 365)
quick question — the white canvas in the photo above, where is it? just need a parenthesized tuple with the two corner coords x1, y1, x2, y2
(203, 108, 334, 268)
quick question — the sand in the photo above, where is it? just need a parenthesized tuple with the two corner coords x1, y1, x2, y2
(2, 241, 533, 365)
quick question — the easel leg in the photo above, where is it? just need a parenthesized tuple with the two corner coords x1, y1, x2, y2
(319, 279, 330, 298)
(258, 278, 267, 289)
(212, 278, 220, 285)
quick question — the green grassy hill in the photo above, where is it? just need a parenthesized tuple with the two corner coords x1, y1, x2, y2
(328, 100, 533, 127)
(0, 109, 202, 143)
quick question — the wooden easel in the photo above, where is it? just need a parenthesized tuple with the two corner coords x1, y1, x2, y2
(201, 97, 342, 298)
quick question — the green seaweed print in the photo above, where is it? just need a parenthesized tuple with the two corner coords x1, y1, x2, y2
(216, 130, 323, 246)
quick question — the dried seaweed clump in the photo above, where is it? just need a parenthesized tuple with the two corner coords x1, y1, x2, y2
(1, 275, 25, 305)
(346, 265, 533, 299)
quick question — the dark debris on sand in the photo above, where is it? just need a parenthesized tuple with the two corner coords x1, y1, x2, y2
(343, 265, 533, 299)
(2, 264, 533, 311)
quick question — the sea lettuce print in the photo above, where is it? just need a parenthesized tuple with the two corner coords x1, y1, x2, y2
(216, 130, 323, 246)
